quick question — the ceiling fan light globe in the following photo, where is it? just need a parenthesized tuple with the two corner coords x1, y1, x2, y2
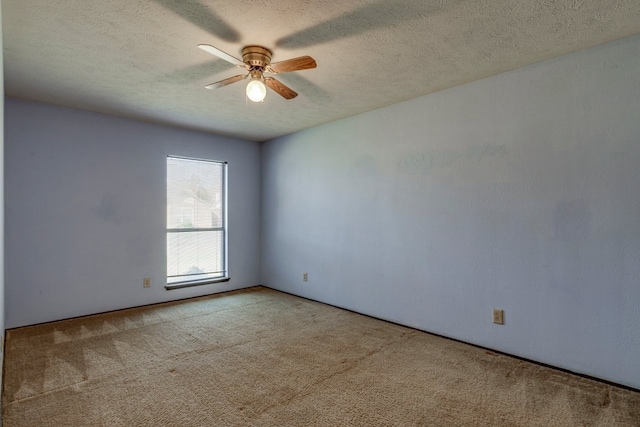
(246, 80, 267, 102)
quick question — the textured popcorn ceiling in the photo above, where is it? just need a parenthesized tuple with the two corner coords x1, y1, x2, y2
(3, 0, 640, 141)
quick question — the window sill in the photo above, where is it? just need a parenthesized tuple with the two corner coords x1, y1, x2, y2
(165, 276, 230, 290)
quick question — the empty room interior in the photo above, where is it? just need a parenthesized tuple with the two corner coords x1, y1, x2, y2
(1, 0, 640, 425)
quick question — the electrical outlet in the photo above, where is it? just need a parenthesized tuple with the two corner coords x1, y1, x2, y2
(493, 309, 504, 325)
(143, 277, 151, 288)
(303, 272, 308, 282)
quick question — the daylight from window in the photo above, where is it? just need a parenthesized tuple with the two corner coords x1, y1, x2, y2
(167, 156, 227, 286)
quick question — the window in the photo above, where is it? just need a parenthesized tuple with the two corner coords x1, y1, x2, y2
(166, 156, 228, 289)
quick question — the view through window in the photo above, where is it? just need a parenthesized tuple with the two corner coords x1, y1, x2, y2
(166, 156, 227, 288)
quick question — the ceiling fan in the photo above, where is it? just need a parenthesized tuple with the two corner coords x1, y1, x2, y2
(198, 44, 317, 102)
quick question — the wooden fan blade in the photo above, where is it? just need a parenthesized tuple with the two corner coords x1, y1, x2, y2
(264, 77, 298, 99)
(197, 44, 245, 67)
(268, 56, 316, 74)
(205, 74, 246, 89)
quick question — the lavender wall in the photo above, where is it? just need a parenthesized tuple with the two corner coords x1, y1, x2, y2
(1, 3, 6, 411)
(261, 35, 640, 389)
(5, 99, 261, 328)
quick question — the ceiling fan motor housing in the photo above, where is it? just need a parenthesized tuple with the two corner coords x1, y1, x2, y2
(242, 46, 272, 69)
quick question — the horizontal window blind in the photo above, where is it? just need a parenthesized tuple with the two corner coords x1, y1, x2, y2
(167, 156, 227, 286)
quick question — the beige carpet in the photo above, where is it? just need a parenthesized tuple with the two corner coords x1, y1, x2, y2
(3, 287, 639, 426)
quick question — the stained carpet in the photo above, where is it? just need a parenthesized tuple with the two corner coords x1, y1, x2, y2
(3, 287, 639, 426)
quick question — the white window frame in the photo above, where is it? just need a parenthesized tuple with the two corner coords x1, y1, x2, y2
(165, 156, 229, 290)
